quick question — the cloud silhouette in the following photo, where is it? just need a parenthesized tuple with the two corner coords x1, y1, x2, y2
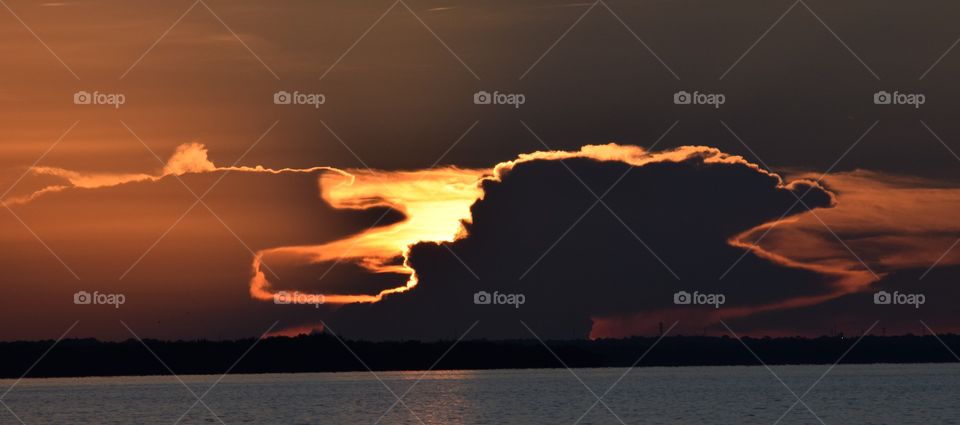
(325, 145, 854, 340)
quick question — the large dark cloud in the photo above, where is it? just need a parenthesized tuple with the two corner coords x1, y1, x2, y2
(328, 149, 842, 340)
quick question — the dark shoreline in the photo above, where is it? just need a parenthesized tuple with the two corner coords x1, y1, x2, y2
(1, 333, 957, 379)
(8, 362, 960, 382)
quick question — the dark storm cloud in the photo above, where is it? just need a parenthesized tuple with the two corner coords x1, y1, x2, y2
(327, 147, 846, 340)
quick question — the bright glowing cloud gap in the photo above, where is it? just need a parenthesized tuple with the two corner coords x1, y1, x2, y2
(249, 167, 486, 304)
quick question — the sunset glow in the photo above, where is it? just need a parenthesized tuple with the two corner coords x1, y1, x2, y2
(249, 167, 486, 304)
(5, 2, 960, 421)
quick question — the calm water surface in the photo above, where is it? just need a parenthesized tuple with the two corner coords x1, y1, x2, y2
(0, 364, 958, 424)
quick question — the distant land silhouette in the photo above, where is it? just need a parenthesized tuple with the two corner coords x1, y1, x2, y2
(0, 333, 958, 379)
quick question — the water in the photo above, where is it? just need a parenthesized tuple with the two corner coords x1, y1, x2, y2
(1, 364, 958, 424)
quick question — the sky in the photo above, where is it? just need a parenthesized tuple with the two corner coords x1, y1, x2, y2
(2, 0, 960, 341)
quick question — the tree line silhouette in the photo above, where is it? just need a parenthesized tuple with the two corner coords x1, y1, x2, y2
(0, 333, 957, 378)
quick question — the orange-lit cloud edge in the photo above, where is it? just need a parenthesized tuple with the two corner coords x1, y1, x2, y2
(246, 143, 865, 309)
(13, 142, 957, 337)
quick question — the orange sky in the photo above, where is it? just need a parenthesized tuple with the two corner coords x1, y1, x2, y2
(4, 0, 960, 340)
